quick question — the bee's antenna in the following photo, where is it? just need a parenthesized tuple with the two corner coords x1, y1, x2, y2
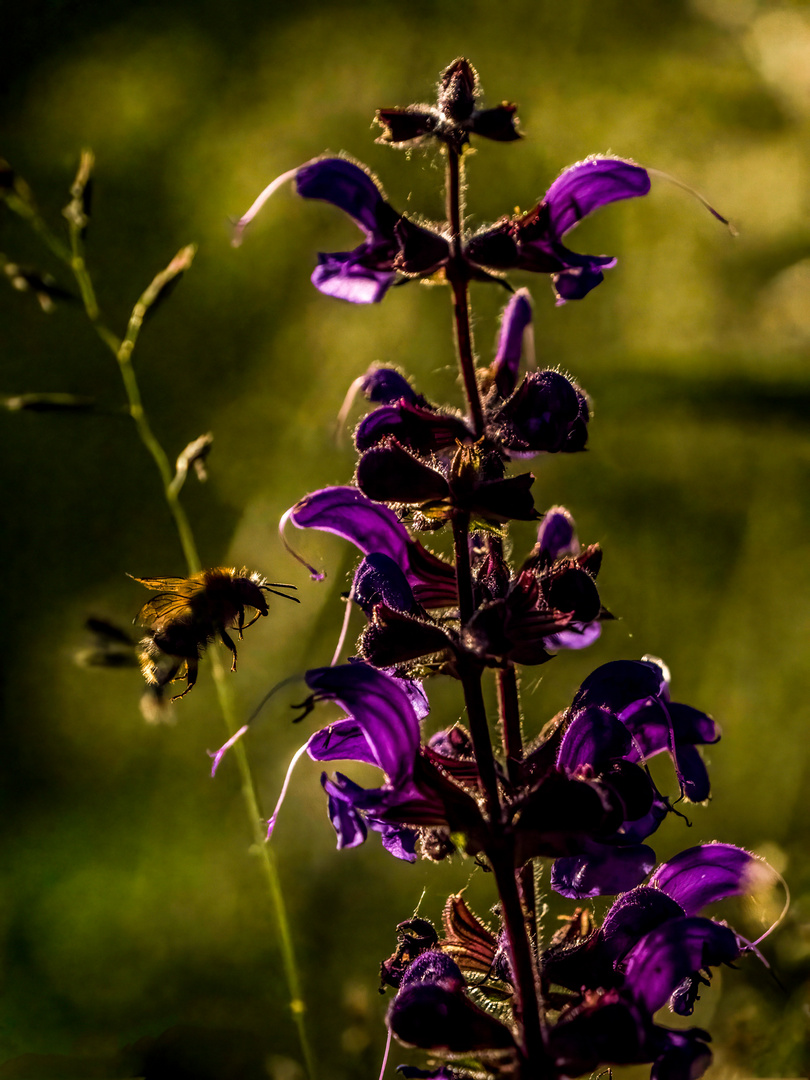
(261, 582, 301, 603)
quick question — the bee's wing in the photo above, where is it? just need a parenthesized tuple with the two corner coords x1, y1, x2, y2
(129, 575, 205, 626)
(135, 592, 196, 625)
(128, 574, 194, 592)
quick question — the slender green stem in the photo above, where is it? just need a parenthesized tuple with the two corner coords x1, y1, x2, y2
(209, 651, 315, 1080)
(17, 193, 316, 1077)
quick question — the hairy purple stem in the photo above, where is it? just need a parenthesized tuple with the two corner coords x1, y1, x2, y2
(458, 655, 501, 824)
(453, 512, 500, 819)
(491, 849, 549, 1077)
(445, 137, 544, 1079)
(497, 664, 523, 785)
(446, 145, 485, 438)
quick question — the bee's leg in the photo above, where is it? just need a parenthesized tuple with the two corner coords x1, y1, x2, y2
(171, 658, 198, 701)
(242, 610, 262, 630)
(220, 629, 239, 672)
(236, 607, 245, 640)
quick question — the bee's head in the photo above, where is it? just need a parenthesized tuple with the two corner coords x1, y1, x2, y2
(236, 574, 270, 616)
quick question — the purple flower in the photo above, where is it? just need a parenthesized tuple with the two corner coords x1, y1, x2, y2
(570, 657, 720, 803)
(386, 951, 516, 1055)
(464, 508, 606, 667)
(301, 662, 424, 859)
(544, 843, 771, 1012)
(233, 157, 449, 303)
(352, 292, 590, 462)
(281, 485, 457, 608)
(465, 156, 650, 304)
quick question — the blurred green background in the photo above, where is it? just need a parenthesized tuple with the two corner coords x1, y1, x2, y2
(2, 0, 810, 1076)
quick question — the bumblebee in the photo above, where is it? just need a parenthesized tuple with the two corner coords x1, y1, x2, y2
(130, 567, 298, 699)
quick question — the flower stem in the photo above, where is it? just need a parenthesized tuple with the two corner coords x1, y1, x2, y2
(25, 195, 316, 1078)
(491, 850, 548, 1077)
(446, 145, 484, 438)
(497, 664, 523, 785)
(444, 141, 545, 1080)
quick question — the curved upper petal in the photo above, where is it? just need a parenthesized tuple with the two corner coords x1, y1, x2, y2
(649, 843, 770, 916)
(305, 663, 421, 787)
(296, 157, 388, 236)
(545, 157, 651, 238)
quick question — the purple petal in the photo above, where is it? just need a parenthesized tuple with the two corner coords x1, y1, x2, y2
(601, 886, 686, 966)
(650, 843, 768, 916)
(557, 706, 633, 771)
(552, 260, 614, 305)
(352, 552, 418, 616)
(295, 157, 386, 236)
(355, 400, 470, 454)
(388, 953, 515, 1054)
(373, 820, 418, 862)
(307, 718, 378, 766)
(651, 1029, 713, 1080)
(537, 506, 578, 560)
(286, 486, 456, 605)
(545, 620, 602, 652)
(572, 659, 668, 716)
(491, 289, 533, 398)
(311, 252, 394, 304)
(669, 702, 720, 746)
(552, 843, 656, 899)
(545, 157, 651, 238)
(497, 370, 590, 455)
(305, 663, 420, 786)
(361, 367, 418, 405)
(401, 950, 464, 990)
(290, 485, 408, 553)
(321, 772, 368, 849)
(624, 916, 740, 1014)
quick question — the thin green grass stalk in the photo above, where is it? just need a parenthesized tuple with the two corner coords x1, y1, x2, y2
(8, 159, 315, 1080)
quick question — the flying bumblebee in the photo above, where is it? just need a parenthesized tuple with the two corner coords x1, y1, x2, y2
(130, 567, 298, 699)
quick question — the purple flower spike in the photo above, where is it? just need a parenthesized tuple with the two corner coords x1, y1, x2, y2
(650, 843, 770, 916)
(465, 156, 650, 303)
